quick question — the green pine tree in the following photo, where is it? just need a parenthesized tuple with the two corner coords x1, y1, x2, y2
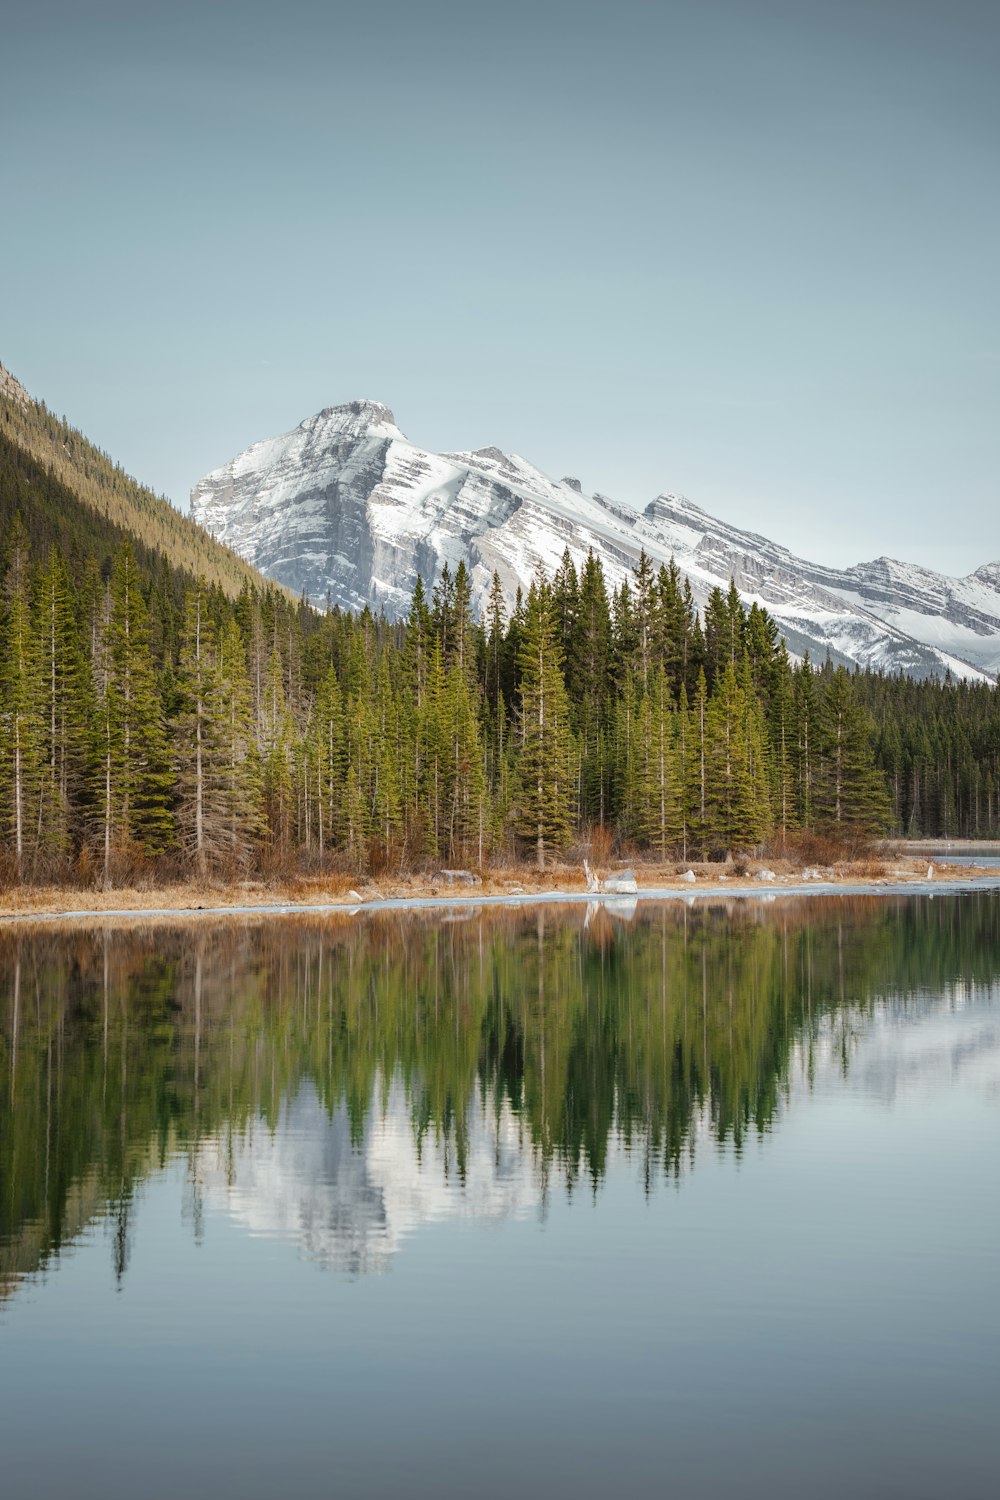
(513, 571, 576, 868)
(0, 518, 44, 878)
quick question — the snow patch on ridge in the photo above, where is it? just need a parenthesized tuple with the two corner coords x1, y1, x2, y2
(191, 402, 998, 684)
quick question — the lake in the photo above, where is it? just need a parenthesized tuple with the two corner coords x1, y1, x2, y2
(2, 894, 999, 1499)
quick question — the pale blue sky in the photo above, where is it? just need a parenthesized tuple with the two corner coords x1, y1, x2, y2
(2, 0, 998, 572)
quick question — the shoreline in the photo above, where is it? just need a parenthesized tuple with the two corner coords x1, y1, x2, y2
(3, 866, 999, 929)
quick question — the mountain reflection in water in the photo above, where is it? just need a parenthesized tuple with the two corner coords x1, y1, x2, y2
(2, 893, 999, 1295)
(194, 1081, 538, 1276)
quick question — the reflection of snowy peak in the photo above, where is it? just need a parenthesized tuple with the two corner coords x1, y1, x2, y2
(195, 1079, 538, 1275)
(792, 984, 1000, 1106)
(192, 403, 999, 681)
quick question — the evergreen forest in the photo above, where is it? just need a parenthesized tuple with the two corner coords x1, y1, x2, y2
(2, 412, 999, 886)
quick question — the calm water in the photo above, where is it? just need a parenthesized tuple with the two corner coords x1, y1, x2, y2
(2, 895, 999, 1500)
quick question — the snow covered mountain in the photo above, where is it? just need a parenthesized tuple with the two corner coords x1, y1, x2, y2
(191, 401, 1000, 682)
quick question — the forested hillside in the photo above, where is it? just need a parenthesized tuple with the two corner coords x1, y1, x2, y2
(3, 412, 999, 888)
(0, 363, 291, 600)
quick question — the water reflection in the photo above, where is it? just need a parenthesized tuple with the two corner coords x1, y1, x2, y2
(2, 893, 999, 1294)
(194, 1080, 538, 1276)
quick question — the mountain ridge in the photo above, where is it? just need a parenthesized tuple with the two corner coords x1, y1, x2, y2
(0, 360, 295, 601)
(192, 400, 1000, 681)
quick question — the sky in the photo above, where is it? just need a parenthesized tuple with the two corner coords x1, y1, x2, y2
(1, 0, 998, 573)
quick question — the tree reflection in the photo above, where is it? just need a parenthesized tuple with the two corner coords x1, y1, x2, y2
(2, 892, 998, 1290)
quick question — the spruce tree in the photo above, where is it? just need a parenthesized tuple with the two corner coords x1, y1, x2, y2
(685, 670, 710, 857)
(658, 558, 690, 700)
(814, 667, 889, 835)
(513, 571, 575, 868)
(174, 585, 218, 876)
(767, 644, 797, 840)
(0, 518, 44, 878)
(174, 585, 259, 876)
(794, 655, 818, 830)
(572, 551, 612, 824)
(630, 550, 658, 689)
(632, 666, 682, 854)
(34, 545, 90, 863)
(93, 543, 175, 882)
(216, 615, 264, 869)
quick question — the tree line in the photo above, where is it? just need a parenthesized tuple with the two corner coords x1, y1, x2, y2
(2, 441, 999, 881)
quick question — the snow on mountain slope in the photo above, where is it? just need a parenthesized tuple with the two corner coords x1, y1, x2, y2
(191, 402, 999, 682)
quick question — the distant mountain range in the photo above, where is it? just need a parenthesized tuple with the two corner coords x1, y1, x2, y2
(192, 400, 1000, 682)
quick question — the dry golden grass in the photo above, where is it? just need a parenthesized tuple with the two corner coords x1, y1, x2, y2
(1, 847, 993, 925)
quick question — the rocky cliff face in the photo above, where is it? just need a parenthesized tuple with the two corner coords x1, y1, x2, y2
(191, 401, 1000, 681)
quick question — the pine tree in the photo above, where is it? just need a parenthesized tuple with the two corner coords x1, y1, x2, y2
(0, 518, 44, 877)
(417, 638, 450, 860)
(451, 561, 475, 678)
(572, 551, 612, 824)
(483, 571, 509, 814)
(552, 548, 580, 669)
(676, 682, 691, 862)
(216, 616, 264, 869)
(445, 658, 488, 864)
(658, 558, 690, 699)
(610, 579, 636, 685)
(92, 543, 175, 882)
(174, 585, 260, 876)
(703, 660, 766, 853)
(685, 670, 710, 857)
(310, 663, 346, 857)
(703, 582, 746, 691)
(631, 550, 658, 689)
(431, 563, 456, 660)
(513, 571, 576, 867)
(814, 667, 889, 835)
(33, 546, 90, 863)
(258, 644, 296, 865)
(767, 644, 797, 840)
(371, 649, 402, 853)
(614, 669, 641, 838)
(794, 655, 818, 830)
(175, 586, 218, 876)
(632, 666, 682, 854)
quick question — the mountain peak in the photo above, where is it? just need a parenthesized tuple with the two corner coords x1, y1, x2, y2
(306, 400, 403, 441)
(191, 407, 1000, 681)
(970, 561, 1000, 589)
